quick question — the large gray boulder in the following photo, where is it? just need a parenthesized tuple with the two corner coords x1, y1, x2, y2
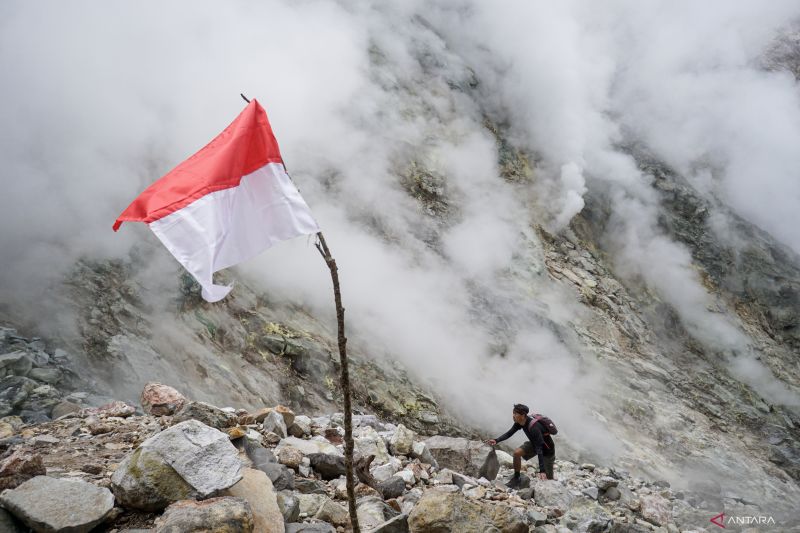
(0, 476, 115, 533)
(111, 419, 242, 511)
(407, 488, 527, 533)
(423, 436, 498, 480)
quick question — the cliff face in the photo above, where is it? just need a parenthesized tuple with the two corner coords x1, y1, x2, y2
(1, 3, 799, 527)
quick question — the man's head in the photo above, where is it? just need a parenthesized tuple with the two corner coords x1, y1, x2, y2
(512, 403, 529, 425)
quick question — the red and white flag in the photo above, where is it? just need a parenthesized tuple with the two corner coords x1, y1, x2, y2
(114, 100, 320, 302)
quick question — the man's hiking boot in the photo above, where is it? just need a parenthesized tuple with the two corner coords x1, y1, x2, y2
(506, 475, 521, 489)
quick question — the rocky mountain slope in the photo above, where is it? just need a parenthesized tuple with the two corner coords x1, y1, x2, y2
(3, 381, 787, 532)
(1, 6, 800, 532)
(2, 122, 800, 529)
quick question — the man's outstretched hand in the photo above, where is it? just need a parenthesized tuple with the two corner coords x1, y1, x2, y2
(486, 439, 497, 446)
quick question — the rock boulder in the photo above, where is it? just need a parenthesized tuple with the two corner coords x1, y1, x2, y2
(111, 419, 242, 511)
(308, 453, 346, 480)
(408, 488, 527, 533)
(153, 496, 254, 532)
(223, 468, 285, 533)
(0, 450, 46, 491)
(0, 476, 114, 533)
(140, 382, 187, 416)
(423, 436, 498, 480)
(172, 401, 237, 429)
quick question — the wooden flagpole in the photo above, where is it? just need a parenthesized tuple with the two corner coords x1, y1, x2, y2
(314, 232, 361, 533)
(240, 93, 360, 532)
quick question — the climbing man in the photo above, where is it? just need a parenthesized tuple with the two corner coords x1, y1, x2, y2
(486, 403, 556, 487)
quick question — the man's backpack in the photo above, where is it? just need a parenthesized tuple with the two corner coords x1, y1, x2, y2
(529, 414, 558, 436)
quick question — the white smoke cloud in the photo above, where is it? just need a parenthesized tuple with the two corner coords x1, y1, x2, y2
(427, 0, 800, 408)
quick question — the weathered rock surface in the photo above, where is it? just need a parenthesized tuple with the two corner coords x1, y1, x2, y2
(263, 410, 288, 439)
(0, 449, 46, 490)
(277, 445, 304, 470)
(355, 425, 391, 464)
(0, 476, 114, 533)
(639, 494, 671, 526)
(410, 441, 438, 469)
(379, 475, 407, 499)
(314, 498, 350, 528)
(223, 468, 285, 533)
(389, 424, 416, 456)
(284, 524, 336, 533)
(372, 513, 410, 533)
(0, 376, 38, 417)
(172, 401, 236, 429)
(0, 352, 33, 378)
(277, 490, 300, 523)
(307, 453, 346, 480)
(27, 368, 61, 385)
(82, 400, 136, 418)
(277, 436, 340, 456)
(153, 496, 254, 532)
(357, 496, 400, 530)
(531, 479, 574, 509)
(111, 419, 242, 510)
(297, 493, 327, 516)
(140, 382, 187, 416)
(50, 400, 81, 419)
(407, 488, 527, 533)
(274, 405, 296, 428)
(288, 415, 312, 438)
(423, 436, 497, 480)
(110, 446, 197, 511)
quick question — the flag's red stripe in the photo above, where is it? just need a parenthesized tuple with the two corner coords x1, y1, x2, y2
(113, 99, 283, 231)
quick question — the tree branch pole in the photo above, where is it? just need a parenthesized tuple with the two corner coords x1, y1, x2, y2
(241, 93, 358, 530)
(315, 231, 361, 533)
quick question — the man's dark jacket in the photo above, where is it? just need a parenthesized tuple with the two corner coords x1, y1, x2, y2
(494, 415, 555, 473)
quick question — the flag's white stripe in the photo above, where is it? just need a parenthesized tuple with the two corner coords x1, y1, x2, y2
(149, 162, 320, 302)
